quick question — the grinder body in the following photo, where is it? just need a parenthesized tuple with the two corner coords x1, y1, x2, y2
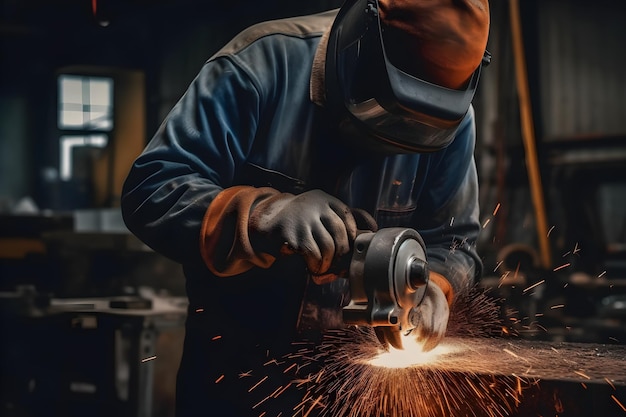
(342, 228, 429, 349)
(296, 227, 430, 349)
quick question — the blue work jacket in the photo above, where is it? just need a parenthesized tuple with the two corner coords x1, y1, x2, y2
(121, 9, 482, 416)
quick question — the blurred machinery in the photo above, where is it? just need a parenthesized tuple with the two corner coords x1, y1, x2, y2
(0, 210, 187, 417)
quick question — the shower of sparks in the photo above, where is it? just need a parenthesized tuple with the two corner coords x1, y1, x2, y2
(282, 328, 527, 417)
(244, 285, 625, 417)
(252, 287, 532, 417)
(494, 260, 504, 272)
(553, 263, 571, 272)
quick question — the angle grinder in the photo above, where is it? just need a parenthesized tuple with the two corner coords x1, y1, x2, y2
(342, 227, 429, 349)
(296, 227, 430, 350)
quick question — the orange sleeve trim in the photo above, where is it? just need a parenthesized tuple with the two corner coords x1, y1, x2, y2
(199, 186, 278, 277)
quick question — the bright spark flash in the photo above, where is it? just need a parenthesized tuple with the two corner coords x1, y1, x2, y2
(368, 338, 458, 369)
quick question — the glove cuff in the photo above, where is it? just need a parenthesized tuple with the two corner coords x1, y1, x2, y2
(199, 185, 279, 276)
(429, 271, 455, 306)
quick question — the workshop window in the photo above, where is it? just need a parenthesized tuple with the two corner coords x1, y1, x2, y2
(58, 75, 113, 131)
(57, 75, 113, 181)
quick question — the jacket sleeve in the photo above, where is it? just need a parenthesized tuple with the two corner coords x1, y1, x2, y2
(121, 57, 261, 266)
(414, 106, 483, 295)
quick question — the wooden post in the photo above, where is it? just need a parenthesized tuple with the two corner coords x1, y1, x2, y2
(509, 0, 553, 269)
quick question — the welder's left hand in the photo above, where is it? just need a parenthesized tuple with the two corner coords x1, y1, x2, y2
(409, 272, 454, 352)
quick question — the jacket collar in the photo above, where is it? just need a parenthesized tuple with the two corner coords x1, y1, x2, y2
(310, 27, 331, 107)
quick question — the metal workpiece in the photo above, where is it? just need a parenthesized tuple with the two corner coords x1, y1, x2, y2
(343, 227, 429, 349)
(430, 337, 626, 417)
(291, 327, 626, 417)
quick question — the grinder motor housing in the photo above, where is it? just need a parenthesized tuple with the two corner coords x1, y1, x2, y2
(342, 227, 430, 348)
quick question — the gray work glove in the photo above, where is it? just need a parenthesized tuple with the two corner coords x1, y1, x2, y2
(249, 189, 376, 284)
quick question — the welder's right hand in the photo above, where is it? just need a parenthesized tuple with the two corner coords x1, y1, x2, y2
(249, 189, 365, 283)
(199, 186, 376, 280)
(409, 272, 454, 352)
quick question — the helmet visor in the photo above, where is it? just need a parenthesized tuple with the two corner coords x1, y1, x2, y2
(333, 0, 486, 152)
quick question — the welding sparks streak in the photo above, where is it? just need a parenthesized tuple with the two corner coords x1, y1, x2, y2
(498, 271, 511, 288)
(523, 279, 545, 293)
(141, 355, 156, 363)
(493, 203, 501, 216)
(553, 263, 571, 272)
(249, 376, 268, 392)
(573, 370, 591, 380)
(502, 348, 529, 363)
(302, 395, 324, 417)
(612, 395, 626, 412)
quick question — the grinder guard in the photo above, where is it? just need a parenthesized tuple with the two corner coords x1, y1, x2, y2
(343, 228, 429, 349)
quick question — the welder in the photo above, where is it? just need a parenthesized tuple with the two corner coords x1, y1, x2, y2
(121, 0, 490, 415)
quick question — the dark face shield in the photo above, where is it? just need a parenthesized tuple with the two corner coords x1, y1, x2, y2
(326, 0, 490, 153)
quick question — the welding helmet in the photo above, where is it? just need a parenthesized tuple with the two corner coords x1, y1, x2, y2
(325, 0, 491, 153)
